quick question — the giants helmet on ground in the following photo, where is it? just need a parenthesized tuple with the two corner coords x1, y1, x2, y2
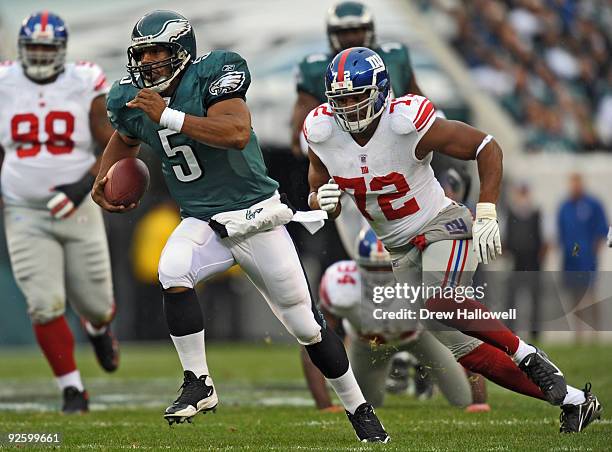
(326, 1, 375, 54)
(325, 47, 390, 133)
(126, 10, 196, 93)
(356, 226, 391, 270)
(18, 11, 68, 81)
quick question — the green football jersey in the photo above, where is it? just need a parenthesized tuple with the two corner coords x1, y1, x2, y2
(107, 50, 279, 220)
(296, 42, 415, 103)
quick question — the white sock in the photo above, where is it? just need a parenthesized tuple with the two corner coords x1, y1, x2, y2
(56, 370, 84, 392)
(85, 321, 107, 337)
(326, 366, 366, 414)
(170, 330, 210, 378)
(511, 339, 536, 364)
(563, 385, 586, 405)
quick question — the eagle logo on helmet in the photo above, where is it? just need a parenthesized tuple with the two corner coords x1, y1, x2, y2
(209, 71, 246, 96)
(133, 19, 191, 44)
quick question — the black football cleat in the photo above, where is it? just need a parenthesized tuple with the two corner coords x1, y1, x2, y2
(518, 346, 567, 405)
(560, 383, 602, 433)
(414, 365, 434, 400)
(346, 403, 390, 443)
(385, 355, 411, 395)
(164, 371, 218, 425)
(62, 386, 89, 414)
(87, 325, 119, 373)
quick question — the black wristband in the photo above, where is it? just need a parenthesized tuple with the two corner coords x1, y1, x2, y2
(55, 172, 96, 206)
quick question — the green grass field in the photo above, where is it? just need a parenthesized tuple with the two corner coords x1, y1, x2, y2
(0, 342, 610, 451)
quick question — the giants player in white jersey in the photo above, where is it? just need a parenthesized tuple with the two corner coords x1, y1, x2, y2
(0, 12, 118, 413)
(302, 226, 490, 411)
(305, 47, 601, 433)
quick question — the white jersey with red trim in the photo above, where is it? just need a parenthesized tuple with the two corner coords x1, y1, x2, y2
(304, 95, 451, 248)
(319, 260, 420, 344)
(0, 61, 109, 205)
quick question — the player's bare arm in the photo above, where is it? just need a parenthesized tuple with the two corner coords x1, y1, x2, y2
(126, 89, 251, 150)
(416, 118, 503, 263)
(91, 131, 140, 213)
(88, 94, 115, 176)
(307, 148, 342, 219)
(415, 118, 502, 204)
(291, 91, 320, 157)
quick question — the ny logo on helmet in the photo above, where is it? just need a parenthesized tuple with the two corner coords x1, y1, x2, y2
(365, 54, 385, 83)
(209, 71, 246, 96)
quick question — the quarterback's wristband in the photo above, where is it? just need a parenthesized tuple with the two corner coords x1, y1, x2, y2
(160, 107, 185, 132)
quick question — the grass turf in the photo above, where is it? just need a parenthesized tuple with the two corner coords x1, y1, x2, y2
(0, 342, 610, 450)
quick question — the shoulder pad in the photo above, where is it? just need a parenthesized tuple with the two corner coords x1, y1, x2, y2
(304, 104, 334, 144)
(304, 53, 329, 64)
(106, 79, 136, 112)
(0, 61, 18, 81)
(319, 261, 361, 314)
(193, 50, 243, 74)
(378, 42, 406, 54)
(70, 61, 109, 94)
(388, 95, 435, 135)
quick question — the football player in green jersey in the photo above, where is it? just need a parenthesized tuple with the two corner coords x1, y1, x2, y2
(92, 10, 390, 442)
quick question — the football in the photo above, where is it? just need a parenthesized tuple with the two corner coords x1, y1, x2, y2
(103, 158, 150, 207)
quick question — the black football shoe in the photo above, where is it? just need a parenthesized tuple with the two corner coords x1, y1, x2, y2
(414, 365, 434, 400)
(518, 346, 567, 405)
(62, 386, 89, 414)
(164, 371, 218, 425)
(560, 383, 602, 433)
(385, 354, 411, 395)
(346, 403, 390, 443)
(87, 325, 119, 373)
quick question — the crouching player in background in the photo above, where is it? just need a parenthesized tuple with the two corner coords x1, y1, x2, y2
(302, 227, 489, 411)
(0, 12, 118, 413)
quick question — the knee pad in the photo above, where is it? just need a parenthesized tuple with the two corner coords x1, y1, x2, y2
(80, 302, 115, 327)
(282, 304, 322, 345)
(28, 295, 65, 324)
(158, 237, 196, 289)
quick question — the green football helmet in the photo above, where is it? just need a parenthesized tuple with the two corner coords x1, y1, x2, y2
(326, 1, 375, 54)
(127, 10, 196, 92)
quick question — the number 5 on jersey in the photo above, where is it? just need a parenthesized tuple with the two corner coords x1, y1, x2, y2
(157, 128, 203, 182)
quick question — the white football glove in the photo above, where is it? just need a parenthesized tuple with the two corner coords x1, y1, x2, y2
(46, 192, 76, 220)
(316, 180, 341, 213)
(472, 202, 502, 264)
(607, 225, 612, 248)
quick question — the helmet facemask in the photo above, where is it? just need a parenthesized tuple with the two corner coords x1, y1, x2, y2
(327, 85, 387, 133)
(19, 39, 66, 81)
(127, 42, 190, 93)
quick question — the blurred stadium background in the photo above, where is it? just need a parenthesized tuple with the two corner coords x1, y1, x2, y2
(0, 0, 612, 345)
(0, 0, 611, 356)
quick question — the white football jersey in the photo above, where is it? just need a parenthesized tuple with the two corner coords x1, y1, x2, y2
(319, 260, 420, 344)
(0, 61, 109, 205)
(305, 95, 451, 248)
